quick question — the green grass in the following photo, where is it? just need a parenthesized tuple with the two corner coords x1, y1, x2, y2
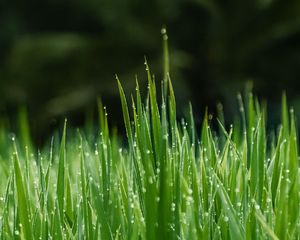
(0, 37, 300, 240)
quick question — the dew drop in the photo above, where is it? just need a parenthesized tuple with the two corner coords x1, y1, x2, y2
(148, 177, 153, 184)
(171, 202, 176, 211)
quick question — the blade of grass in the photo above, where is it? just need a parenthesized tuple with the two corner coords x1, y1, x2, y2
(57, 119, 67, 223)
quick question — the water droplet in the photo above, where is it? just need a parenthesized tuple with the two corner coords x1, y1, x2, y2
(148, 177, 153, 184)
(186, 196, 194, 205)
(171, 202, 176, 211)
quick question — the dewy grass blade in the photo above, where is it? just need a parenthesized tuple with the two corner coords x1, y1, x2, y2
(288, 108, 298, 182)
(254, 113, 266, 205)
(1, 177, 13, 239)
(214, 173, 245, 239)
(57, 119, 67, 223)
(281, 93, 289, 138)
(270, 127, 283, 204)
(13, 141, 33, 239)
(146, 61, 162, 168)
(117, 77, 133, 147)
(65, 171, 74, 228)
(80, 145, 90, 239)
(255, 210, 279, 240)
(117, 77, 144, 216)
(161, 26, 169, 99)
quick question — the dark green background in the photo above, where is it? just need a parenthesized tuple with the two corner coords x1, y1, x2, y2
(1, 0, 300, 143)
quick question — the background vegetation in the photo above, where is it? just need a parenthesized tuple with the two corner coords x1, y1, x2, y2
(2, 0, 300, 143)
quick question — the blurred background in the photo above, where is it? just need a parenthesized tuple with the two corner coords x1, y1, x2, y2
(1, 0, 300, 144)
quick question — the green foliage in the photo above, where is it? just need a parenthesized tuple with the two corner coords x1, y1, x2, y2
(0, 60, 300, 239)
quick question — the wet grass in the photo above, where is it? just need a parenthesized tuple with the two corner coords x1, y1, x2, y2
(0, 31, 299, 239)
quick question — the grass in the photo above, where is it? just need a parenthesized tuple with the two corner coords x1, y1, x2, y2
(0, 33, 300, 239)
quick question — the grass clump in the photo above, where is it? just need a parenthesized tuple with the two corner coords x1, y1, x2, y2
(0, 39, 299, 240)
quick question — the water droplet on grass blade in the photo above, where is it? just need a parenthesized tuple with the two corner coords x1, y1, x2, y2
(171, 202, 176, 211)
(148, 177, 153, 184)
